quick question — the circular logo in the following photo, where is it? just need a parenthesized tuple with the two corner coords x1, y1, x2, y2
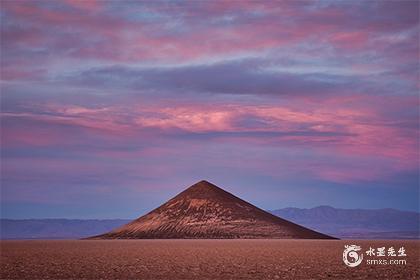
(343, 245, 363, 267)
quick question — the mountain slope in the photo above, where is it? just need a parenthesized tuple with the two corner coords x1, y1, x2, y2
(92, 180, 334, 239)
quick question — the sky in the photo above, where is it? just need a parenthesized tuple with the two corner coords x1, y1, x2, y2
(1, 0, 419, 219)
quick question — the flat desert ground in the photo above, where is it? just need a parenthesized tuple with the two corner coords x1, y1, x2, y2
(1, 240, 419, 279)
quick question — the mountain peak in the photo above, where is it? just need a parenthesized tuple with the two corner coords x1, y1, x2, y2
(172, 180, 234, 201)
(187, 180, 219, 191)
(198, 179, 212, 185)
(91, 181, 335, 239)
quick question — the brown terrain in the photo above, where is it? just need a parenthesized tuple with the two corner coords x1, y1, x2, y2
(1, 240, 419, 279)
(92, 180, 333, 239)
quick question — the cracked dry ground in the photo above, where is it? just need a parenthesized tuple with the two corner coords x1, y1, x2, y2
(1, 240, 419, 279)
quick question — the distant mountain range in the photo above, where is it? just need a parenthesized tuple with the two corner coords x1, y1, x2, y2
(0, 219, 129, 240)
(1, 205, 419, 239)
(270, 206, 420, 239)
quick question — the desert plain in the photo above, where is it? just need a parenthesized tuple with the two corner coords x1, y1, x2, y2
(1, 239, 419, 280)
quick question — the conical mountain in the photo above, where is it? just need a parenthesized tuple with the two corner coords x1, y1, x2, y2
(91, 180, 336, 239)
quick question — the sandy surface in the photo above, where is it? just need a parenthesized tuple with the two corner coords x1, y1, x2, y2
(1, 240, 419, 279)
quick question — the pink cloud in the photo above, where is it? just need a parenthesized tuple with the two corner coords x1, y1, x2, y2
(2, 0, 417, 68)
(3, 95, 416, 180)
(62, 0, 102, 12)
